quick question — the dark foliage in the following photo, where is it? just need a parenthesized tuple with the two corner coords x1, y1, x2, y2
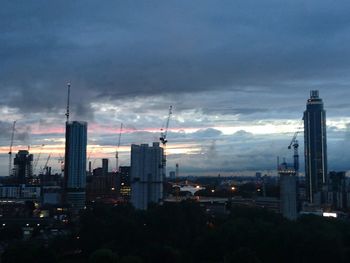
(2, 202, 350, 263)
(0, 224, 23, 241)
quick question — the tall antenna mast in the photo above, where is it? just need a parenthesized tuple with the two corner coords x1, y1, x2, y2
(8, 120, 16, 176)
(65, 82, 71, 122)
(116, 123, 123, 172)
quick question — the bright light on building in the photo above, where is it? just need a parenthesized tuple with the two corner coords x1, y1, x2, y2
(196, 185, 200, 189)
(323, 212, 337, 218)
(211, 189, 215, 193)
(231, 186, 236, 191)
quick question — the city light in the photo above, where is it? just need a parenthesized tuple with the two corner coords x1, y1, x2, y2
(323, 212, 337, 218)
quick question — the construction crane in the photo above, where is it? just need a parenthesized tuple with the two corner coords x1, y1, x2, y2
(8, 121, 16, 176)
(115, 123, 123, 172)
(33, 144, 45, 174)
(160, 105, 172, 146)
(58, 153, 64, 172)
(288, 131, 300, 174)
(159, 106, 173, 168)
(175, 163, 179, 178)
(65, 82, 71, 122)
(87, 147, 95, 161)
(175, 163, 179, 201)
(42, 153, 51, 174)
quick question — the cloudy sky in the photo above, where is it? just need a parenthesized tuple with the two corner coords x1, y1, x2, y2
(1, 0, 350, 176)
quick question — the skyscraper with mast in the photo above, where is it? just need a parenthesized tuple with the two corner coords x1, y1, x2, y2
(304, 90, 327, 204)
(64, 83, 87, 212)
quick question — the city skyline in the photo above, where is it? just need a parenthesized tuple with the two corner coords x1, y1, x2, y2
(1, 1, 350, 175)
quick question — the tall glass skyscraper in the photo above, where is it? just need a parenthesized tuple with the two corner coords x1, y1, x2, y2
(303, 90, 327, 204)
(64, 121, 87, 211)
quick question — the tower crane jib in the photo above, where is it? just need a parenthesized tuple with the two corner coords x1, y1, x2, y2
(160, 105, 173, 146)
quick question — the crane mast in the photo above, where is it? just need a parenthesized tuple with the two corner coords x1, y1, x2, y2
(65, 82, 71, 122)
(43, 153, 51, 174)
(288, 131, 300, 174)
(160, 105, 172, 146)
(58, 153, 64, 172)
(159, 106, 173, 171)
(116, 123, 123, 171)
(8, 121, 16, 176)
(33, 144, 45, 175)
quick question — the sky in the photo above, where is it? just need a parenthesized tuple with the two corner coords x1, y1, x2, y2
(1, 0, 350, 176)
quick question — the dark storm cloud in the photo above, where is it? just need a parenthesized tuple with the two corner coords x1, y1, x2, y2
(2, 0, 350, 116)
(193, 128, 222, 138)
(2, 0, 350, 174)
(0, 121, 31, 143)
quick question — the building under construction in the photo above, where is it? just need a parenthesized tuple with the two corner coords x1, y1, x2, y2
(278, 161, 298, 220)
(13, 150, 33, 184)
(130, 142, 164, 210)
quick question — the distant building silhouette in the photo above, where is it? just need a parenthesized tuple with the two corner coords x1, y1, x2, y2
(303, 90, 327, 204)
(86, 159, 118, 201)
(13, 150, 33, 184)
(119, 166, 131, 199)
(102, 158, 108, 176)
(64, 121, 87, 212)
(326, 171, 347, 209)
(131, 142, 164, 210)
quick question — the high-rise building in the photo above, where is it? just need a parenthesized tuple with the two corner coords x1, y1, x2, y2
(304, 90, 327, 204)
(102, 158, 109, 176)
(119, 166, 131, 199)
(13, 150, 33, 184)
(64, 121, 87, 211)
(278, 162, 297, 220)
(327, 171, 347, 209)
(130, 142, 164, 210)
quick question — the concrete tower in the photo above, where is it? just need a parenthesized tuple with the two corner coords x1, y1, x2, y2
(130, 142, 164, 210)
(279, 162, 297, 220)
